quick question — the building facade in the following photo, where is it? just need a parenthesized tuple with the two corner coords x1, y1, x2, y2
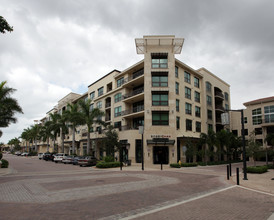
(230, 96, 274, 149)
(34, 35, 231, 166)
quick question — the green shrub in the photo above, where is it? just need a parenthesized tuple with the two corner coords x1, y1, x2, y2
(267, 164, 274, 169)
(29, 151, 37, 156)
(96, 161, 121, 168)
(246, 166, 268, 174)
(1, 159, 9, 168)
(170, 163, 181, 168)
(181, 163, 198, 167)
(0, 152, 2, 160)
(103, 156, 115, 163)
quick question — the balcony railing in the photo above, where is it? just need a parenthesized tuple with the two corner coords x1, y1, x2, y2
(215, 105, 225, 111)
(121, 105, 144, 116)
(123, 87, 144, 100)
(105, 102, 111, 108)
(121, 125, 139, 131)
(123, 69, 144, 84)
(215, 91, 224, 99)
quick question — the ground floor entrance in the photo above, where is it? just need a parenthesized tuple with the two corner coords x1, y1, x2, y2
(153, 146, 169, 164)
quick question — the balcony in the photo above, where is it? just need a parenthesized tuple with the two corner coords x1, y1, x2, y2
(121, 125, 139, 131)
(105, 102, 111, 109)
(121, 105, 144, 118)
(215, 105, 225, 112)
(123, 87, 144, 103)
(122, 70, 144, 88)
(215, 91, 224, 101)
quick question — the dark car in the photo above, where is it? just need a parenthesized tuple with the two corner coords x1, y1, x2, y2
(72, 156, 84, 165)
(43, 153, 55, 161)
(78, 156, 98, 167)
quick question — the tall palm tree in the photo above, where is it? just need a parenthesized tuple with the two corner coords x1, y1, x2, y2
(200, 129, 217, 163)
(0, 81, 23, 137)
(21, 127, 32, 152)
(63, 103, 84, 155)
(216, 129, 230, 161)
(39, 121, 53, 152)
(58, 113, 69, 153)
(30, 124, 41, 152)
(78, 98, 104, 156)
(48, 112, 62, 153)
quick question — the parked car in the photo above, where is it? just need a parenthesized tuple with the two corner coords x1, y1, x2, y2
(15, 151, 22, 156)
(54, 153, 68, 163)
(78, 156, 98, 167)
(43, 153, 55, 161)
(21, 152, 29, 156)
(72, 156, 84, 165)
(38, 153, 44, 160)
(62, 155, 75, 164)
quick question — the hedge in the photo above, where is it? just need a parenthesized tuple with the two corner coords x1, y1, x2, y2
(96, 161, 121, 168)
(246, 166, 268, 174)
(1, 159, 9, 168)
(170, 163, 181, 168)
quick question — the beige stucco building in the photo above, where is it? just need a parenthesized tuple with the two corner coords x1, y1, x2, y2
(230, 96, 274, 150)
(33, 35, 231, 165)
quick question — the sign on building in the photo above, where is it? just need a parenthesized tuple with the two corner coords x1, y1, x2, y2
(221, 112, 230, 125)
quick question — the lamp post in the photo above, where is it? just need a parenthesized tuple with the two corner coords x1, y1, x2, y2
(139, 126, 144, 170)
(222, 109, 248, 180)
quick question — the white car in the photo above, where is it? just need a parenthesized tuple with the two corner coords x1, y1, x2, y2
(54, 153, 68, 163)
(38, 153, 44, 160)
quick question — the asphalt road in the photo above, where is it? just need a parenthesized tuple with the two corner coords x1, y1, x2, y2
(0, 154, 273, 220)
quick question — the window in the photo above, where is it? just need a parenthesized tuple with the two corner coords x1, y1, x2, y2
(255, 128, 262, 135)
(96, 101, 102, 109)
(264, 105, 274, 123)
(185, 103, 192, 115)
(152, 111, 169, 125)
(175, 66, 178, 78)
(186, 119, 192, 131)
(90, 91, 95, 100)
(114, 106, 122, 117)
(225, 92, 229, 101)
(114, 121, 121, 129)
(232, 130, 238, 136)
(185, 87, 191, 99)
(252, 108, 262, 125)
(90, 103, 94, 111)
(114, 93, 122, 103)
(196, 122, 201, 132)
(195, 106, 201, 117)
(244, 117, 248, 123)
(208, 109, 212, 120)
(208, 124, 213, 131)
(98, 87, 104, 97)
(117, 77, 124, 88)
(151, 53, 168, 68)
(225, 104, 229, 111)
(176, 117, 180, 129)
(184, 71, 191, 83)
(176, 82, 179, 94)
(207, 95, 212, 105)
(152, 72, 168, 87)
(152, 92, 168, 106)
(176, 99, 180, 112)
(96, 126, 102, 134)
(195, 91, 200, 103)
(206, 82, 212, 92)
(194, 77, 199, 88)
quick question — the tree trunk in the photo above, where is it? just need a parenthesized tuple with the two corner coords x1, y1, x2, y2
(87, 127, 90, 156)
(72, 125, 75, 155)
(62, 133, 65, 153)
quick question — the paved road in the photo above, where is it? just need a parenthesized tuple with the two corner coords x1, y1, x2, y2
(0, 154, 273, 220)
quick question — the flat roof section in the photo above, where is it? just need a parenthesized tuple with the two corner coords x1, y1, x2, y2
(243, 96, 274, 106)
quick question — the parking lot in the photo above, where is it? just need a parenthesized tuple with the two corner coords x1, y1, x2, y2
(0, 154, 273, 220)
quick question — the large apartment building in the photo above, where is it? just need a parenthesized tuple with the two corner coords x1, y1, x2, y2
(230, 96, 274, 149)
(35, 35, 231, 166)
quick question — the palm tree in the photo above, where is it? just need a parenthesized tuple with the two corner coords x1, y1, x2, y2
(63, 103, 84, 155)
(78, 98, 104, 156)
(59, 113, 69, 153)
(21, 127, 32, 152)
(265, 133, 274, 165)
(39, 121, 53, 152)
(30, 124, 41, 152)
(216, 129, 230, 161)
(200, 129, 217, 163)
(48, 112, 62, 153)
(0, 81, 23, 137)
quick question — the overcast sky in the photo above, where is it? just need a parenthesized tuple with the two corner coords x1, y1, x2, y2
(1, 0, 274, 144)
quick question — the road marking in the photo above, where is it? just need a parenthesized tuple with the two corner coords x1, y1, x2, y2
(237, 185, 274, 197)
(116, 185, 237, 220)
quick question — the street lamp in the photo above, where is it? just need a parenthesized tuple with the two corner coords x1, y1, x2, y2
(139, 126, 144, 170)
(222, 109, 248, 180)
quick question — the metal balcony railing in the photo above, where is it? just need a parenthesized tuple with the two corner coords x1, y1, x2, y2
(123, 69, 144, 84)
(215, 91, 224, 99)
(121, 105, 144, 116)
(123, 87, 144, 100)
